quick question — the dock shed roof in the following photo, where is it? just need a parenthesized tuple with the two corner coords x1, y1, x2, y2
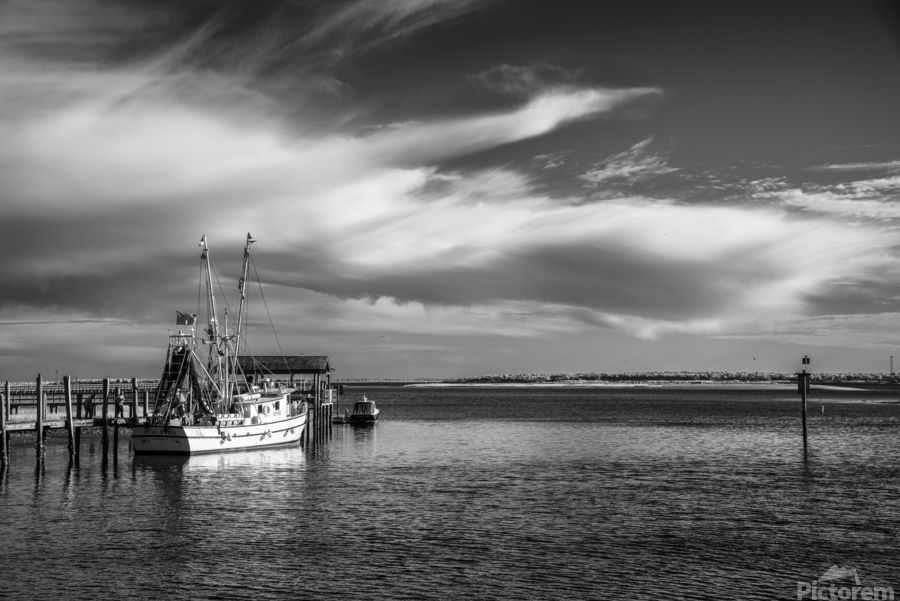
(237, 355, 334, 375)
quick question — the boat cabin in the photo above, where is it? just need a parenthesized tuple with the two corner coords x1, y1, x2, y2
(351, 401, 377, 416)
(349, 396, 379, 423)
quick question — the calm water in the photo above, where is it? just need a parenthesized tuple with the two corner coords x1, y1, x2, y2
(1, 385, 899, 600)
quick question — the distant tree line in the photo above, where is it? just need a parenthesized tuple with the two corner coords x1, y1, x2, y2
(454, 371, 900, 384)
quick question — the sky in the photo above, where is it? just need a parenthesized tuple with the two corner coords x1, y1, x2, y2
(2, 0, 900, 380)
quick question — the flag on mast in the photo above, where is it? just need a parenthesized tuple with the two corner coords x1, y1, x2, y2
(176, 311, 198, 326)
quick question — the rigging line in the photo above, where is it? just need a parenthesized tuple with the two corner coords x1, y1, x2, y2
(230, 275, 251, 388)
(229, 328, 252, 389)
(250, 254, 292, 378)
(188, 347, 223, 398)
(207, 250, 241, 386)
(242, 339, 277, 379)
(197, 260, 203, 324)
(233, 358, 250, 390)
(208, 254, 233, 318)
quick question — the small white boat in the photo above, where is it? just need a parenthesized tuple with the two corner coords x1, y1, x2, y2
(133, 234, 308, 454)
(348, 395, 380, 423)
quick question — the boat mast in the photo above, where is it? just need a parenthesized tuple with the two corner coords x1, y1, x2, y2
(223, 307, 229, 409)
(199, 235, 223, 389)
(235, 233, 255, 354)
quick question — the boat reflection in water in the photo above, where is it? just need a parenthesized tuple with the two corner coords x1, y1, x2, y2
(132, 447, 308, 479)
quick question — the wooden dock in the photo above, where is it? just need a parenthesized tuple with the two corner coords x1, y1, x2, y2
(1, 374, 335, 464)
(0, 375, 156, 465)
(306, 397, 333, 450)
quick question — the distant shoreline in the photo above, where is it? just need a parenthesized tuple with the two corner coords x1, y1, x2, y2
(405, 381, 799, 389)
(337, 380, 900, 392)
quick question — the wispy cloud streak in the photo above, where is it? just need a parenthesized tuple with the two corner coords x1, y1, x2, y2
(811, 160, 900, 172)
(581, 137, 678, 187)
(302, 0, 491, 56)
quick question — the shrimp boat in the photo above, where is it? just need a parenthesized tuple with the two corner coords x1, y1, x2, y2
(132, 234, 308, 454)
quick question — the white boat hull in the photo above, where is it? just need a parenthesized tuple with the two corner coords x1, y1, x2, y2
(132, 413, 308, 455)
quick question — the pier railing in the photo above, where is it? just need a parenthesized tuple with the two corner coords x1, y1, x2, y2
(0, 375, 150, 465)
(3, 378, 157, 420)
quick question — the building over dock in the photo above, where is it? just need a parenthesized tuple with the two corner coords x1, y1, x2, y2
(237, 356, 335, 446)
(236, 355, 333, 398)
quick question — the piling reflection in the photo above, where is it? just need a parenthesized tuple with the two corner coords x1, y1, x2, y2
(62, 459, 79, 505)
(64, 458, 74, 488)
(32, 458, 44, 496)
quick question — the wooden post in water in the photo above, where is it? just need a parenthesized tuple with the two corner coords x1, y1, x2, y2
(3, 381, 9, 420)
(305, 401, 311, 449)
(311, 376, 317, 446)
(101, 378, 110, 457)
(307, 403, 313, 449)
(131, 378, 139, 423)
(74, 389, 83, 456)
(0, 382, 8, 465)
(35, 373, 44, 460)
(319, 379, 325, 445)
(307, 404, 313, 449)
(113, 386, 120, 458)
(64, 375, 76, 459)
(799, 355, 810, 453)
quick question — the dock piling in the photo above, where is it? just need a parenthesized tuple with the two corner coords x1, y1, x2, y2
(65, 375, 76, 459)
(131, 378, 139, 423)
(35, 374, 44, 461)
(101, 378, 110, 457)
(800, 371, 809, 450)
(305, 405, 312, 450)
(113, 386, 120, 460)
(1, 383, 7, 465)
(799, 355, 811, 454)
